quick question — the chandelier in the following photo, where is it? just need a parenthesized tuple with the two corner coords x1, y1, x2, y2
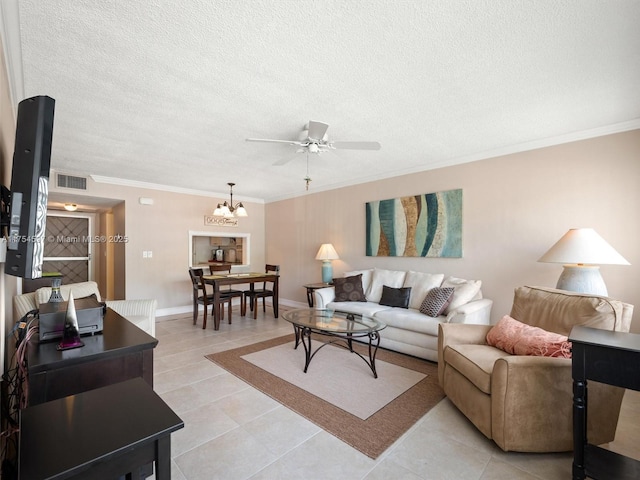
(213, 182, 248, 218)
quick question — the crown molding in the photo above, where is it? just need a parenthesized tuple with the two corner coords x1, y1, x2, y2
(89, 174, 265, 204)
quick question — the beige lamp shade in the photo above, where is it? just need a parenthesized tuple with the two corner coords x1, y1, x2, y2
(538, 228, 629, 296)
(315, 243, 339, 261)
(538, 228, 629, 265)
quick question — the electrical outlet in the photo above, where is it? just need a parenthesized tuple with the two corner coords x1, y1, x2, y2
(142, 251, 148, 258)
(147, 251, 153, 258)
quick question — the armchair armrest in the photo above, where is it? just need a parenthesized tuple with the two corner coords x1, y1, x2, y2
(491, 355, 572, 451)
(313, 287, 336, 309)
(490, 355, 623, 451)
(438, 323, 492, 385)
(446, 298, 493, 324)
(106, 299, 157, 337)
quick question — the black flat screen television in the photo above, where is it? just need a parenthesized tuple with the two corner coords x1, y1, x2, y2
(3, 95, 55, 279)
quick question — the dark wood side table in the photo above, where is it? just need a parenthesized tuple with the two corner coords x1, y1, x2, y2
(19, 378, 184, 479)
(27, 307, 158, 406)
(569, 326, 640, 480)
(303, 282, 332, 307)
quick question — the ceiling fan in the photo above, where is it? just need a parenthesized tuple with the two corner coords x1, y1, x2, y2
(246, 121, 381, 165)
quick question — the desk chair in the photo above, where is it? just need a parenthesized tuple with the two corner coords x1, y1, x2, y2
(244, 264, 280, 319)
(189, 268, 231, 329)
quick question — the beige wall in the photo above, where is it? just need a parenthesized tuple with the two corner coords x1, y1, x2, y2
(47, 177, 266, 312)
(266, 130, 640, 332)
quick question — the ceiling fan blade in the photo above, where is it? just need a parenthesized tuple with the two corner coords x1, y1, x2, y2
(307, 121, 329, 141)
(246, 138, 302, 146)
(330, 141, 381, 150)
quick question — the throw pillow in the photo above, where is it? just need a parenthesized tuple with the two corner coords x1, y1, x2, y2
(441, 276, 482, 314)
(402, 271, 445, 310)
(379, 285, 412, 309)
(419, 287, 455, 317)
(367, 268, 407, 303)
(344, 269, 374, 296)
(333, 274, 367, 302)
(486, 315, 572, 358)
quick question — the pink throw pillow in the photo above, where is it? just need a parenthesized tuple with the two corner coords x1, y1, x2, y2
(486, 315, 572, 358)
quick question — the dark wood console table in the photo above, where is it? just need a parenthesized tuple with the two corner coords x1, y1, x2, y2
(27, 307, 158, 406)
(569, 326, 640, 480)
(19, 378, 183, 479)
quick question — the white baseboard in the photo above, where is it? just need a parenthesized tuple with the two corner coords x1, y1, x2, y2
(156, 298, 308, 319)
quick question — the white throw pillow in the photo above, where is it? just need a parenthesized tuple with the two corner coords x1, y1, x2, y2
(344, 269, 374, 295)
(441, 276, 482, 314)
(367, 268, 407, 303)
(403, 271, 445, 310)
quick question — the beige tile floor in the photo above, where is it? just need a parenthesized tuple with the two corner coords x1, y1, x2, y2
(152, 308, 640, 480)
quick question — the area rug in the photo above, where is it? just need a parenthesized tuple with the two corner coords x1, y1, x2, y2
(205, 334, 444, 459)
(241, 342, 426, 420)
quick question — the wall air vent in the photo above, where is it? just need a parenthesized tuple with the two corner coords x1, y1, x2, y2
(56, 173, 87, 190)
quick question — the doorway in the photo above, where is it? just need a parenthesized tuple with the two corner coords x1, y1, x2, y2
(42, 213, 93, 284)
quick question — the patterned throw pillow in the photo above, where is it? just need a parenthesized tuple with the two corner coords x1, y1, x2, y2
(419, 287, 455, 317)
(379, 285, 412, 308)
(333, 274, 367, 302)
(486, 315, 572, 358)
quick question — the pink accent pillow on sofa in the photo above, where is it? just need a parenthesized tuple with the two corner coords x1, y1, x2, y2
(486, 315, 572, 358)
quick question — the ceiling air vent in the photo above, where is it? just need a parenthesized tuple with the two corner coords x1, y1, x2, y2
(56, 173, 87, 190)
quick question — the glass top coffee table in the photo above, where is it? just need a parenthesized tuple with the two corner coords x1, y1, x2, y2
(282, 309, 387, 378)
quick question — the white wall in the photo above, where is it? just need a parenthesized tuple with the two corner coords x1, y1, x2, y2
(265, 130, 640, 332)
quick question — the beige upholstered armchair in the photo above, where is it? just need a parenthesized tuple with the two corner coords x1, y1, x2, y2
(13, 281, 157, 337)
(438, 286, 633, 452)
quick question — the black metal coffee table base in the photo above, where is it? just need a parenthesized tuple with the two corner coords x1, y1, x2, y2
(292, 324, 382, 378)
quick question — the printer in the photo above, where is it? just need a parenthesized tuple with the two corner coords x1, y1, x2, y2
(38, 297, 105, 342)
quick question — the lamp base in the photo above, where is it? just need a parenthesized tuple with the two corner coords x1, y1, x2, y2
(556, 265, 608, 296)
(321, 261, 333, 284)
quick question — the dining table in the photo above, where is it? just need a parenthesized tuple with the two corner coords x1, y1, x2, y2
(202, 272, 279, 330)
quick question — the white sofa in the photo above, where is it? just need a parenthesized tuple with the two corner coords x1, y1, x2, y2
(13, 281, 157, 337)
(314, 268, 492, 361)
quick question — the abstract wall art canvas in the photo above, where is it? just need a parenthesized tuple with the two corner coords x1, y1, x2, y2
(366, 188, 462, 257)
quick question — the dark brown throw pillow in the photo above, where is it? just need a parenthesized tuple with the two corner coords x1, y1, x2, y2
(333, 274, 367, 302)
(420, 287, 455, 317)
(379, 285, 412, 309)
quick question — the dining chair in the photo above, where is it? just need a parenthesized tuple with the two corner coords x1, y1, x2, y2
(243, 264, 280, 319)
(188, 268, 232, 329)
(209, 264, 246, 316)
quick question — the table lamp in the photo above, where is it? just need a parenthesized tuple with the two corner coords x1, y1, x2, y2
(315, 243, 339, 283)
(538, 228, 629, 296)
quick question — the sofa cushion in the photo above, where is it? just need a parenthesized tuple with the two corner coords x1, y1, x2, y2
(35, 281, 102, 307)
(327, 301, 392, 317)
(367, 268, 406, 303)
(344, 269, 374, 295)
(379, 285, 411, 308)
(486, 315, 572, 358)
(442, 276, 482, 314)
(374, 308, 443, 336)
(420, 287, 454, 317)
(444, 344, 511, 394)
(333, 274, 367, 302)
(403, 271, 445, 309)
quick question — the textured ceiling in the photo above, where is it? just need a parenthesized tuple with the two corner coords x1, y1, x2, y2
(2, 1, 640, 204)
